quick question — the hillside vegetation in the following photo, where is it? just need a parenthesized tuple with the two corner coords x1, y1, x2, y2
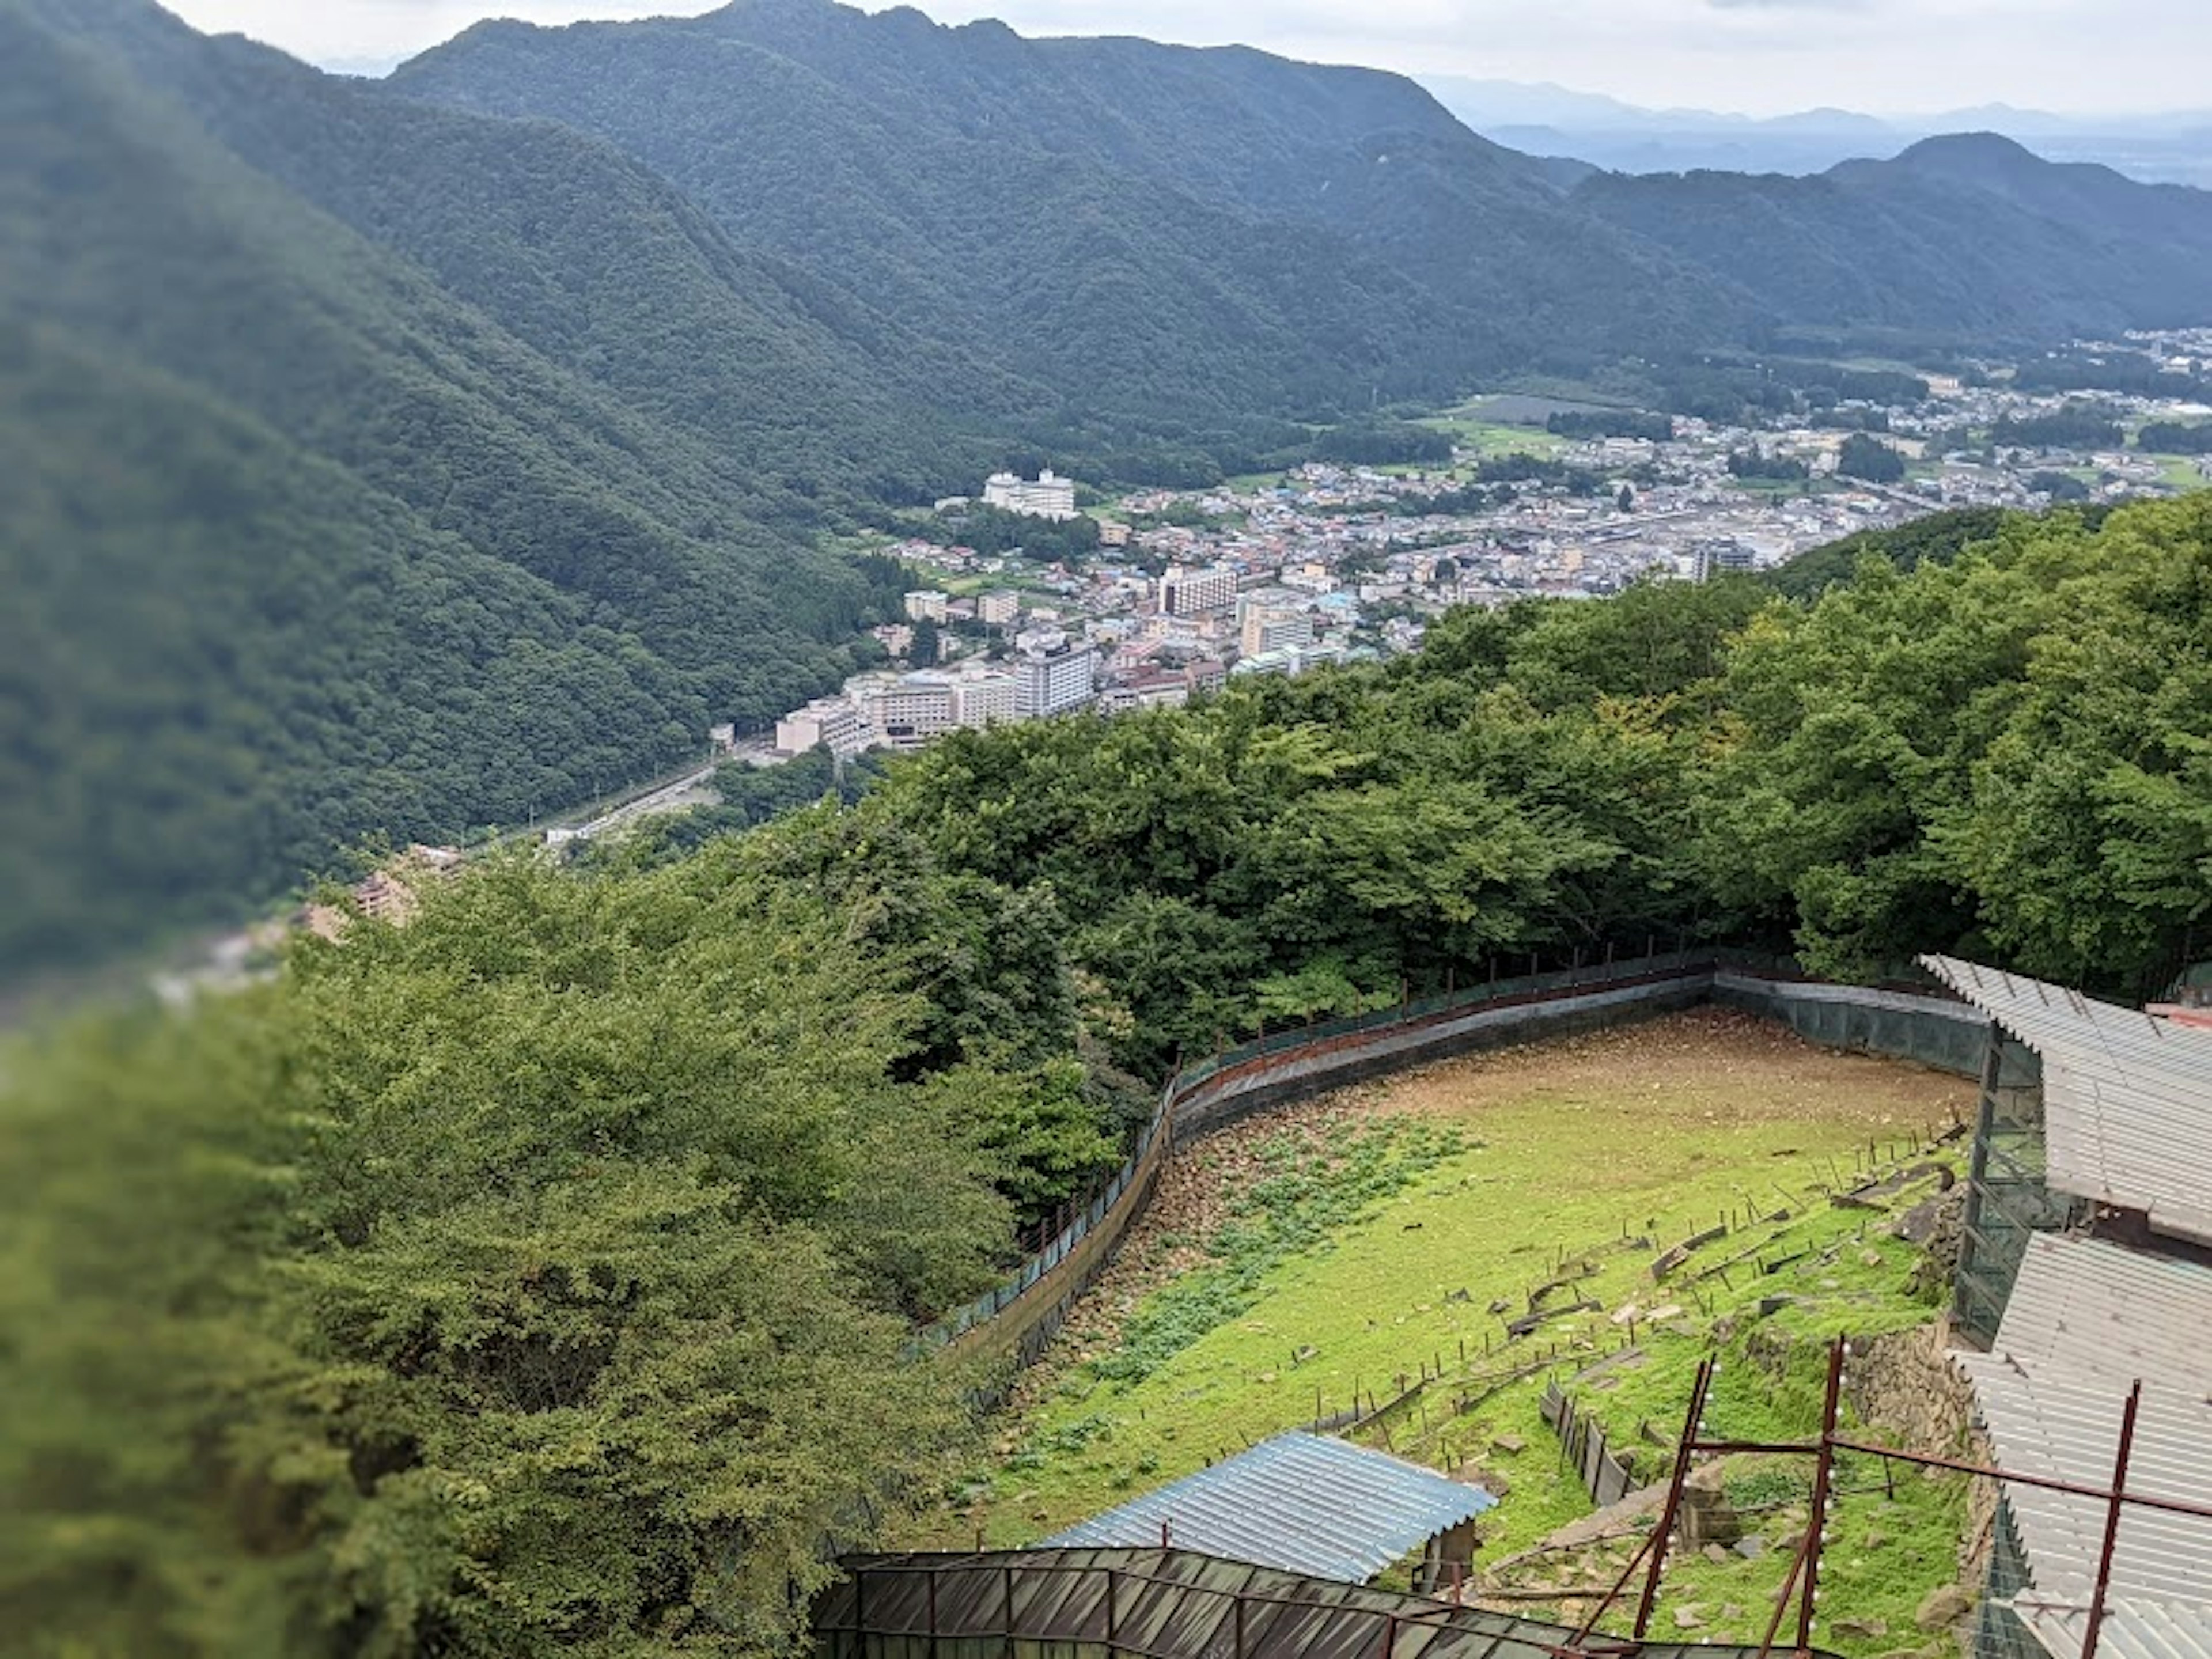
(0, 0, 932, 975)
(863, 494, 2211, 1080)
(7, 494, 2209, 1653)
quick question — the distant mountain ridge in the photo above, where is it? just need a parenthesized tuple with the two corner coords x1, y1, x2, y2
(1419, 73, 2212, 187)
(1571, 133, 2212, 342)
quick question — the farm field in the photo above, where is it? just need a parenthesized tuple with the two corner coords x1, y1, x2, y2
(918, 1009, 1980, 1653)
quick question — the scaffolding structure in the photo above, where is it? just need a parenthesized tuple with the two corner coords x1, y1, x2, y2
(1578, 1338, 2212, 1659)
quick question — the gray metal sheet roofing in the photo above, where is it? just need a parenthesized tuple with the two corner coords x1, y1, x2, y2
(1992, 1234, 2212, 1391)
(1921, 956, 2212, 1245)
(1953, 1233, 2212, 1659)
(819, 1547, 1844, 1659)
(1042, 1432, 1497, 1583)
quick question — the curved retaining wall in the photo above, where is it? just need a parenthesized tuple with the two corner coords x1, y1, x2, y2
(938, 954, 1986, 1368)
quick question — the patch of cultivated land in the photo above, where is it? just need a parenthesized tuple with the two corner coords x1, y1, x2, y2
(918, 1009, 1982, 1656)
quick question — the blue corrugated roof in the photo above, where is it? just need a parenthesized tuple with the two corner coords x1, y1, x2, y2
(1043, 1432, 1495, 1583)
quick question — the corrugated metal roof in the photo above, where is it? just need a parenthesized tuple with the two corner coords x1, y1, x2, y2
(1993, 1234, 2212, 1391)
(1953, 1232, 2212, 1659)
(819, 1547, 1843, 1659)
(1043, 1433, 1496, 1583)
(1921, 956, 2212, 1245)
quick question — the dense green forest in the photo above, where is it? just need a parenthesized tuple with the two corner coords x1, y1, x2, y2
(1576, 135, 2212, 344)
(2140, 421, 2212, 454)
(0, 0, 930, 976)
(10, 495, 2208, 1656)
(1, 834, 1124, 1657)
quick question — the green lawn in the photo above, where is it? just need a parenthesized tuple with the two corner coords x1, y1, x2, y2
(1421, 416, 1571, 459)
(915, 1012, 1975, 1654)
(2146, 453, 2210, 491)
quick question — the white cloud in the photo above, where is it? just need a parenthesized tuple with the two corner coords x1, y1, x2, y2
(157, 0, 2212, 115)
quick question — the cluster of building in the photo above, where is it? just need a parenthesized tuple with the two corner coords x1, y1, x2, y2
(759, 362, 2210, 766)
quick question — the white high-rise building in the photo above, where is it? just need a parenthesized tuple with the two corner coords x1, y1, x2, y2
(951, 672, 1021, 729)
(904, 590, 950, 622)
(1014, 639, 1098, 719)
(1240, 605, 1314, 659)
(856, 673, 956, 751)
(1159, 563, 1238, 618)
(982, 469, 1081, 521)
(978, 590, 1022, 627)
(775, 697, 874, 759)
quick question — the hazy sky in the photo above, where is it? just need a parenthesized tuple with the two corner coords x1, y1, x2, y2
(160, 0, 2211, 116)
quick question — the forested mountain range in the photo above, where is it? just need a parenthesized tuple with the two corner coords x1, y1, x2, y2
(1578, 135, 2212, 343)
(7, 0, 2212, 980)
(2, 0, 958, 974)
(386, 0, 2212, 372)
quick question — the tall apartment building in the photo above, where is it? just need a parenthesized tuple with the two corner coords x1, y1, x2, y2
(978, 590, 1022, 627)
(904, 590, 951, 623)
(856, 674, 956, 751)
(1240, 605, 1315, 659)
(1693, 541, 1758, 583)
(950, 672, 1021, 730)
(982, 469, 1081, 521)
(1014, 638, 1099, 719)
(1158, 563, 1238, 618)
(775, 697, 874, 759)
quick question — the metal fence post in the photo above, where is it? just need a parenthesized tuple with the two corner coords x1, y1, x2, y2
(1797, 1339, 1847, 1652)
(2081, 1382, 2144, 1659)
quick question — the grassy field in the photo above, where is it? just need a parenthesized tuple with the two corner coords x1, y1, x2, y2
(2147, 453, 2210, 491)
(1421, 412, 1572, 459)
(916, 1011, 1979, 1652)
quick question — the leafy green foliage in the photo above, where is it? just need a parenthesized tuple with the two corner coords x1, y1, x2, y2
(857, 496, 2211, 1071)
(1729, 450, 1812, 482)
(2139, 420, 2212, 455)
(1760, 507, 2019, 599)
(1, 844, 1090, 1656)
(1993, 404, 2125, 450)
(1547, 410, 1672, 441)
(1836, 431, 1906, 482)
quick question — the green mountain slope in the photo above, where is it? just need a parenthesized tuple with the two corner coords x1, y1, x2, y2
(1575, 134, 2212, 343)
(0, 2, 910, 973)
(384, 0, 1744, 421)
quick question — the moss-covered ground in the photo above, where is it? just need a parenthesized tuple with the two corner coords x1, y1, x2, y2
(914, 1011, 1979, 1655)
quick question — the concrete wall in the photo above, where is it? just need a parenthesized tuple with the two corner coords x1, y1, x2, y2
(1711, 971, 1988, 1077)
(1175, 968, 1712, 1138)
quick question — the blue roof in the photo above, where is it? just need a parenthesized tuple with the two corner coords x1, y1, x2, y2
(1043, 1432, 1495, 1583)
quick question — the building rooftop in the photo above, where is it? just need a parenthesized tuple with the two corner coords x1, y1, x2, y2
(819, 1548, 1824, 1659)
(1955, 1234, 2212, 1659)
(1922, 955, 2212, 1245)
(1043, 1432, 1494, 1584)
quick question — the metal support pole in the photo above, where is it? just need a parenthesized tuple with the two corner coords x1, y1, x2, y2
(1569, 1520, 1664, 1646)
(1755, 1518, 1816, 1659)
(2082, 1382, 2144, 1659)
(1633, 1357, 1714, 1640)
(1797, 1338, 1846, 1652)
